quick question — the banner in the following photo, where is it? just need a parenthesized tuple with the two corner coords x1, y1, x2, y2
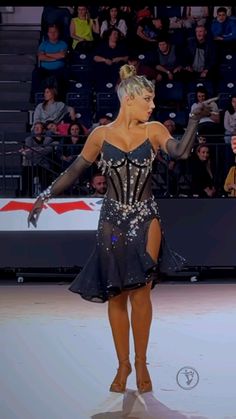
(0, 198, 103, 231)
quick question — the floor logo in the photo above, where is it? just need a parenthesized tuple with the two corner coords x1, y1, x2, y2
(176, 366, 199, 390)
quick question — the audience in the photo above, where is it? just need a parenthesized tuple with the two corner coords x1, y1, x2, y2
(224, 157, 236, 196)
(189, 144, 216, 197)
(184, 25, 216, 81)
(33, 87, 76, 126)
(90, 172, 107, 197)
(4, 4, 236, 198)
(20, 122, 55, 196)
(93, 28, 129, 85)
(100, 6, 127, 38)
(31, 24, 68, 102)
(70, 5, 99, 53)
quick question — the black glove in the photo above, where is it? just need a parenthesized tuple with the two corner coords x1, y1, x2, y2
(166, 97, 219, 159)
(28, 154, 92, 228)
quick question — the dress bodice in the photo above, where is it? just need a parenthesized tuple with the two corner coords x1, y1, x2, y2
(98, 139, 156, 205)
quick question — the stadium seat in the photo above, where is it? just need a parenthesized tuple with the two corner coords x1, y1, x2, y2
(69, 64, 92, 83)
(217, 79, 236, 94)
(34, 92, 44, 105)
(156, 109, 188, 127)
(66, 92, 93, 110)
(68, 80, 93, 94)
(186, 80, 214, 97)
(156, 81, 184, 107)
(96, 92, 119, 116)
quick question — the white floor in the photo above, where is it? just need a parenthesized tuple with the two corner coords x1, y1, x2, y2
(1, 281, 236, 419)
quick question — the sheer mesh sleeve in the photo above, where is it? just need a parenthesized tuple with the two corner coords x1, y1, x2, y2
(166, 118, 198, 160)
(40, 154, 92, 201)
(166, 99, 214, 160)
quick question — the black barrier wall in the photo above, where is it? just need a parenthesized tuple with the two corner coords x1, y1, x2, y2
(0, 199, 236, 270)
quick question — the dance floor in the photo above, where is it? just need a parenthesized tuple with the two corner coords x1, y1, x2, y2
(1, 280, 236, 419)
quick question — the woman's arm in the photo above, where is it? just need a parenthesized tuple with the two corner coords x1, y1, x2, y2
(28, 126, 104, 227)
(150, 98, 217, 159)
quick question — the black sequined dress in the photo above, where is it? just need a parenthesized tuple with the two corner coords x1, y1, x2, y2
(69, 139, 185, 302)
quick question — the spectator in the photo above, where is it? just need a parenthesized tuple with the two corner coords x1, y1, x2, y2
(20, 122, 54, 197)
(90, 172, 107, 197)
(70, 5, 99, 53)
(136, 12, 169, 52)
(41, 6, 73, 44)
(88, 113, 113, 133)
(223, 94, 236, 174)
(184, 25, 216, 81)
(33, 87, 76, 126)
(190, 87, 221, 141)
(224, 158, 236, 196)
(154, 36, 184, 82)
(183, 7, 209, 30)
(127, 55, 157, 80)
(30, 24, 68, 102)
(163, 118, 184, 135)
(211, 7, 236, 57)
(45, 120, 59, 137)
(93, 28, 129, 85)
(224, 94, 236, 143)
(57, 122, 85, 170)
(190, 144, 216, 197)
(156, 6, 183, 29)
(100, 6, 128, 38)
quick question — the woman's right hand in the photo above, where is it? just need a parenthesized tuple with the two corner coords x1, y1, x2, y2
(231, 136, 236, 154)
(28, 196, 44, 228)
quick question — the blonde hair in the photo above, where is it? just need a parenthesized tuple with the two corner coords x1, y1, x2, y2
(117, 64, 154, 102)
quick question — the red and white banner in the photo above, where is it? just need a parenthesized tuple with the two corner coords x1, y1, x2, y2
(0, 198, 103, 231)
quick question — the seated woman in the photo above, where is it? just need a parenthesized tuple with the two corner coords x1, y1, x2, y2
(70, 5, 99, 52)
(57, 122, 86, 170)
(93, 28, 129, 85)
(223, 94, 236, 174)
(189, 144, 216, 197)
(100, 6, 127, 38)
(33, 87, 76, 126)
(224, 158, 236, 197)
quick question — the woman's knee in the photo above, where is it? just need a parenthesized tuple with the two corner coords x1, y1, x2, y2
(129, 283, 152, 308)
(109, 291, 129, 310)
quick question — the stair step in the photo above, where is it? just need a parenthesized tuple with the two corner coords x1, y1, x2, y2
(0, 82, 31, 93)
(0, 45, 37, 54)
(0, 122, 27, 132)
(0, 54, 36, 66)
(0, 30, 40, 40)
(0, 63, 34, 74)
(0, 101, 33, 111)
(0, 111, 29, 123)
(2, 91, 31, 102)
(0, 72, 32, 82)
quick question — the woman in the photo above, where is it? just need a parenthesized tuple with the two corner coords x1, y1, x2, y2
(100, 6, 127, 38)
(58, 122, 86, 170)
(28, 65, 212, 394)
(190, 144, 216, 197)
(224, 95, 236, 174)
(33, 87, 76, 126)
(93, 28, 129, 84)
(70, 5, 99, 52)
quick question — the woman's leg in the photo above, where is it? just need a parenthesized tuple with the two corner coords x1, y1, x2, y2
(129, 218, 161, 393)
(108, 290, 131, 392)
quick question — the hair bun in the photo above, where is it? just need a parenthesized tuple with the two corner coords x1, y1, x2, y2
(119, 64, 137, 81)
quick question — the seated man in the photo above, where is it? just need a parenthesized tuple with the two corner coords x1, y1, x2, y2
(90, 172, 107, 197)
(184, 25, 216, 81)
(20, 122, 55, 197)
(31, 24, 68, 102)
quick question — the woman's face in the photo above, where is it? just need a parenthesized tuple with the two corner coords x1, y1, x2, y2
(110, 8, 118, 19)
(44, 88, 54, 101)
(77, 6, 87, 18)
(70, 125, 80, 137)
(128, 89, 155, 122)
(197, 146, 209, 161)
(197, 91, 206, 103)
